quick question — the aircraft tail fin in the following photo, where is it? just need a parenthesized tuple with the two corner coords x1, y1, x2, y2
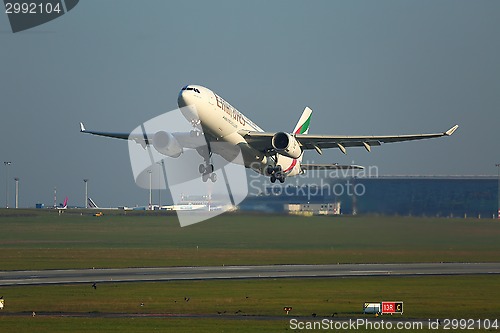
(62, 196, 68, 208)
(88, 197, 99, 209)
(292, 107, 312, 135)
(293, 107, 312, 163)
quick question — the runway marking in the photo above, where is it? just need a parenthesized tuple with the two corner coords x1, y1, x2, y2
(349, 271, 390, 273)
(1, 263, 499, 286)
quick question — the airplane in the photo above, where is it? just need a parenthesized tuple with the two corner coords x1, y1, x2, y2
(87, 197, 121, 210)
(80, 85, 458, 183)
(57, 196, 68, 213)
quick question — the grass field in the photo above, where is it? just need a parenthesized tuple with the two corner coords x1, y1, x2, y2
(2, 276, 500, 318)
(0, 209, 499, 270)
(1, 276, 499, 332)
(1, 209, 499, 332)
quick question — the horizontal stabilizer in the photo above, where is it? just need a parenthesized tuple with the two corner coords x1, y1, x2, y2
(301, 163, 364, 170)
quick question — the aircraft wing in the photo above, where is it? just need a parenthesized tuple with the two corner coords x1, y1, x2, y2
(80, 122, 151, 146)
(79, 123, 204, 149)
(239, 125, 458, 154)
(80, 123, 131, 140)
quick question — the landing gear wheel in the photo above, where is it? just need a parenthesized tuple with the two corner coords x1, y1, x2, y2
(209, 173, 217, 182)
(202, 173, 209, 182)
(199, 163, 214, 174)
(268, 163, 286, 183)
(199, 164, 206, 174)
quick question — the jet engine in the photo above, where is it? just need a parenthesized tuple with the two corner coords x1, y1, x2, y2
(271, 132, 302, 159)
(152, 131, 183, 158)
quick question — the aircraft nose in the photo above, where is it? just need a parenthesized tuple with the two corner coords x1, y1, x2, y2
(177, 85, 203, 108)
(178, 88, 201, 122)
(177, 89, 188, 108)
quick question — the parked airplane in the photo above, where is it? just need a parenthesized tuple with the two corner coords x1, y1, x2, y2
(86, 197, 120, 210)
(80, 85, 458, 183)
(57, 196, 68, 212)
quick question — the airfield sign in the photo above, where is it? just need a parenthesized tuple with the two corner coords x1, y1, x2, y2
(381, 301, 403, 315)
(363, 301, 403, 315)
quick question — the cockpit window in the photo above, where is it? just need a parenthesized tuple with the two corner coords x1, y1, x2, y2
(181, 86, 201, 93)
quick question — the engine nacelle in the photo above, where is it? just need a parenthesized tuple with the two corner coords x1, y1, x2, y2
(271, 132, 302, 159)
(152, 131, 183, 158)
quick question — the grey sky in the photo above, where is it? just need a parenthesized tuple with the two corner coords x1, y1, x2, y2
(1, 1, 499, 208)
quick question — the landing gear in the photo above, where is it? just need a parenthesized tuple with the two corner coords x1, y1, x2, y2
(199, 163, 214, 174)
(199, 162, 216, 183)
(198, 144, 216, 182)
(200, 163, 216, 182)
(190, 129, 202, 137)
(190, 123, 216, 182)
(201, 172, 217, 182)
(267, 165, 285, 183)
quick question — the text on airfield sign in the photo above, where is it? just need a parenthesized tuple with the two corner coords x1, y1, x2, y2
(381, 301, 403, 314)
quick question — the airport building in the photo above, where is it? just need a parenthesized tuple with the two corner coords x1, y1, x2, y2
(285, 202, 341, 216)
(348, 176, 497, 218)
(241, 176, 499, 218)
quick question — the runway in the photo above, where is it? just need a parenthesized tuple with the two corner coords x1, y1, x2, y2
(1, 262, 499, 286)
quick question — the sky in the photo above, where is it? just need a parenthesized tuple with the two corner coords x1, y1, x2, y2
(1, 0, 499, 208)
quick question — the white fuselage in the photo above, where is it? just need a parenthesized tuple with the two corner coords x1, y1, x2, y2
(177, 85, 302, 177)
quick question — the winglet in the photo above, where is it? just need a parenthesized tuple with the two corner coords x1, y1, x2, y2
(80, 122, 86, 132)
(445, 124, 459, 136)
